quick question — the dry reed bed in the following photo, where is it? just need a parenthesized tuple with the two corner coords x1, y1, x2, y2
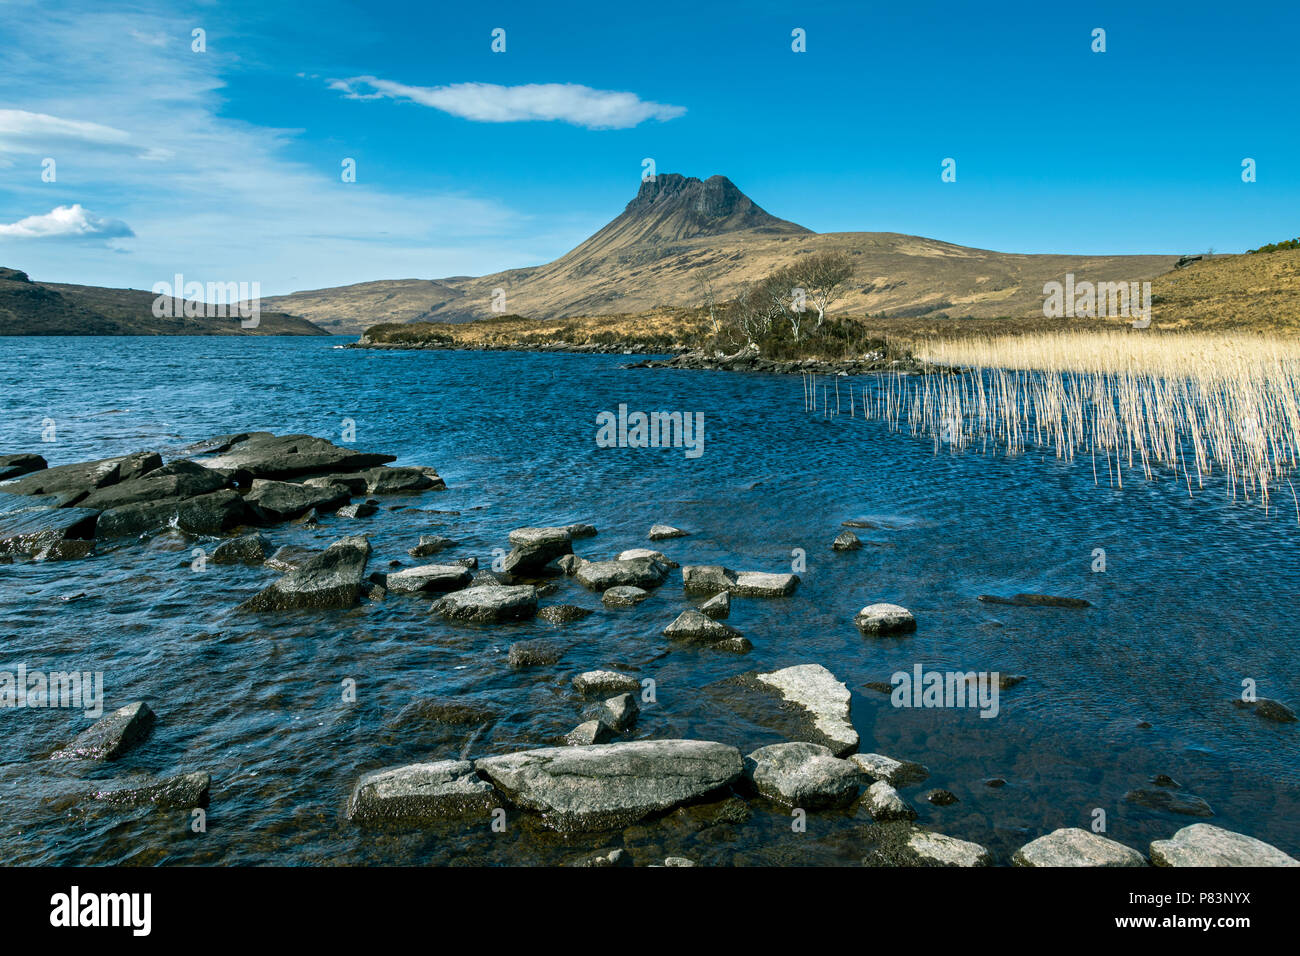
(805, 332, 1300, 516)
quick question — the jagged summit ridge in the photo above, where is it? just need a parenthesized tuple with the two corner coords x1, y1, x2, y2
(596, 173, 812, 245)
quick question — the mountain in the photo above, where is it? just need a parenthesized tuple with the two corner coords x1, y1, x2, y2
(0, 268, 327, 336)
(266, 174, 1179, 334)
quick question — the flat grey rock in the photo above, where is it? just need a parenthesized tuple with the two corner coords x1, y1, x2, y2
(755, 663, 858, 756)
(576, 556, 669, 592)
(244, 478, 351, 523)
(663, 609, 742, 645)
(1013, 828, 1147, 867)
(906, 830, 992, 867)
(503, 526, 573, 573)
(347, 760, 496, 821)
(361, 465, 443, 494)
(848, 752, 929, 787)
(1149, 823, 1299, 867)
(572, 670, 641, 697)
(603, 585, 649, 607)
(732, 571, 799, 597)
(198, 433, 394, 481)
(565, 720, 615, 746)
(855, 603, 917, 636)
(52, 702, 155, 761)
(648, 524, 688, 540)
(431, 584, 539, 623)
(681, 565, 737, 595)
(744, 741, 863, 809)
(96, 489, 244, 538)
(239, 535, 371, 611)
(699, 590, 730, 619)
(91, 771, 210, 810)
(384, 563, 472, 594)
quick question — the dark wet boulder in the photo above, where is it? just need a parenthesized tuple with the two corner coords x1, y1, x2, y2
(576, 556, 669, 592)
(409, 534, 456, 557)
(832, 530, 862, 551)
(51, 702, 155, 761)
(431, 584, 538, 624)
(681, 565, 737, 595)
(584, 693, 638, 733)
(699, 591, 730, 619)
(557, 554, 585, 575)
(507, 638, 563, 669)
(663, 609, 743, 645)
(474, 739, 744, 832)
(538, 604, 594, 625)
(96, 489, 244, 538)
(0, 506, 98, 557)
(196, 432, 395, 482)
(387, 699, 498, 731)
(926, 788, 959, 806)
(503, 526, 573, 574)
(243, 479, 350, 523)
(566, 523, 598, 538)
(90, 771, 210, 810)
(743, 742, 864, 809)
(361, 466, 444, 494)
(264, 544, 317, 572)
(1125, 788, 1214, 817)
(1233, 697, 1297, 723)
(0, 453, 46, 480)
(347, 760, 497, 822)
(78, 459, 228, 511)
(211, 532, 272, 565)
(978, 593, 1092, 609)
(603, 585, 649, 608)
(4, 451, 161, 501)
(572, 670, 641, 697)
(238, 535, 371, 611)
(336, 499, 378, 519)
(302, 474, 368, 494)
(382, 563, 472, 595)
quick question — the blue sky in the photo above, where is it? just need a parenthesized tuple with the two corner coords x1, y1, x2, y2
(0, 0, 1296, 295)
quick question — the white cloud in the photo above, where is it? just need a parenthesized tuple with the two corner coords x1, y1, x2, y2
(0, 109, 132, 150)
(0, 203, 134, 240)
(332, 76, 686, 129)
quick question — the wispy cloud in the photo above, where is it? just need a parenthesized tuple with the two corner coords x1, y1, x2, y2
(331, 76, 686, 129)
(0, 204, 134, 240)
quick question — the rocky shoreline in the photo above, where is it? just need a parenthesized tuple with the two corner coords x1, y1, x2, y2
(3, 433, 1296, 867)
(346, 337, 952, 376)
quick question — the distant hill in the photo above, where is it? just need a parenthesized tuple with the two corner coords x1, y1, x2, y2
(0, 268, 327, 336)
(1150, 248, 1300, 333)
(266, 174, 1180, 334)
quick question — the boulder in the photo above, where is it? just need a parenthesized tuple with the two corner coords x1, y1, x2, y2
(906, 830, 992, 867)
(566, 720, 615, 746)
(196, 432, 395, 481)
(925, 788, 959, 806)
(617, 548, 678, 568)
(503, 526, 573, 573)
(264, 544, 317, 572)
(832, 530, 862, 551)
(1149, 823, 1298, 867)
(538, 604, 594, 624)
(431, 584, 539, 624)
(576, 556, 669, 592)
(732, 571, 799, 597)
(754, 663, 858, 756)
(4, 451, 161, 500)
(77, 459, 228, 511)
(96, 489, 245, 538)
(91, 771, 210, 810)
(303, 474, 369, 494)
(566, 523, 598, 538)
(848, 753, 930, 787)
(383, 563, 472, 595)
(865, 781, 916, 821)
(681, 565, 737, 595)
(1012, 828, 1147, 867)
(0, 453, 46, 481)
(238, 535, 371, 611)
(855, 603, 917, 636)
(557, 554, 585, 575)
(243, 479, 351, 523)
(347, 760, 497, 821)
(0, 506, 98, 557)
(387, 698, 498, 731)
(32, 539, 95, 561)
(1233, 697, 1298, 723)
(572, 670, 642, 697)
(337, 500, 378, 519)
(648, 524, 688, 541)
(743, 742, 864, 809)
(663, 609, 743, 645)
(603, 585, 649, 608)
(360, 466, 444, 494)
(211, 533, 272, 565)
(474, 739, 744, 831)
(699, 591, 730, 619)
(585, 693, 638, 733)
(51, 702, 155, 761)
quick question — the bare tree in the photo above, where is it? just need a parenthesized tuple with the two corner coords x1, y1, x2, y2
(696, 272, 722, 336)
(789, 251, 854, 328)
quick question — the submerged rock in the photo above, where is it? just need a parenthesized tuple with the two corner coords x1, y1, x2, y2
(754, 663, 858, 756)
(978, 593, 1091, 609)
(507, 638, 562, 668)
(51, 702, 155, 761)
(906, 830, 992, 867)
(1012, 828, 1147, 867)
(347, 760, 497, 821)
(32, 539, 95, 561)
(238, 535, 371, 611)
(1149, 823, 1298, 867)
(211, 533, 272, 565)
(576, 556, 669, 591)
(431, 584, 539, 624)
(474, 739, 744, 832)
(197, 432, 395, 482)
(91, 771, 210, 810)
(1233, 697, 1298, 723)
(409, 534, 456, 557)
(743, 742, 863, 809)
(0, 507, 98, 557)
(538, 604, 594, 624)
(1125, 788, 1214, 817)
(854, 603, 917, 636)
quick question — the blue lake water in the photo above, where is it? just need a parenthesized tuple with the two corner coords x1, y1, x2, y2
(1, 335, 1297, 865)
